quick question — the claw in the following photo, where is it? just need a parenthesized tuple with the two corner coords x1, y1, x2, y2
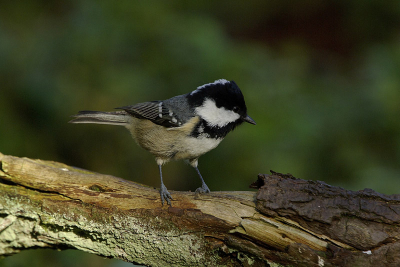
(193, 166, 211, 194)
(195, 183, 210, 194)
(160, 183, 172, 205)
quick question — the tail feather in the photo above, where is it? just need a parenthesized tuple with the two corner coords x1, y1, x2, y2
(69, 111, 129, 126)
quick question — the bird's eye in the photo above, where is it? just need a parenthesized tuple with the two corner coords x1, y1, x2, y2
(233, 106, 239, 112)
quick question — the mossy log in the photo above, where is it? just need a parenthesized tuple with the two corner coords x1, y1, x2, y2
(1, 152, 399, 266)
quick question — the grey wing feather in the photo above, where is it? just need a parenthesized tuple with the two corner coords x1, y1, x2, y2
(117, 99, 189, 128)
(120, 101, 161, 120)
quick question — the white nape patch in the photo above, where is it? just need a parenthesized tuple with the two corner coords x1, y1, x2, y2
(195, 98, 240, 127)
(190, 79, 230, 95)
(363, 250, 372, 255)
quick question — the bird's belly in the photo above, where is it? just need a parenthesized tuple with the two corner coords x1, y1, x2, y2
(127, 117, 222, 161)
(172, 136, 222, 160)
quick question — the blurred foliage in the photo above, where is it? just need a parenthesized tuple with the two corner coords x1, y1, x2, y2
(1, 1, 400, 266)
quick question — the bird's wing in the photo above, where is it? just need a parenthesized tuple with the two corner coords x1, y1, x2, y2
(116, 101, 185, 128)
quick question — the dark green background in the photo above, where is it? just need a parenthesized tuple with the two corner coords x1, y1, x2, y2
(1, 1, 399, 266)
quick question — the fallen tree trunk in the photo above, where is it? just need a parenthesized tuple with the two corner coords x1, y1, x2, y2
(0, 152, 399, 266)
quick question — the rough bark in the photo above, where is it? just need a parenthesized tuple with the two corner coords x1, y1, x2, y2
(0, 152, 399, 266)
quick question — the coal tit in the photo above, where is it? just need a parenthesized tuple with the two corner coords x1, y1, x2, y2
(69, 79, 256, 205)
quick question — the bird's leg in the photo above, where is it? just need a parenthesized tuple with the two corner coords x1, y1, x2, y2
(194, 166, 210, 194)
(188, 159, 210, 194)
(158, 164, 172, 205)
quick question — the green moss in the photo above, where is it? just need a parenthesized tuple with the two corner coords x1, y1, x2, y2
(88, 185, 105, 192)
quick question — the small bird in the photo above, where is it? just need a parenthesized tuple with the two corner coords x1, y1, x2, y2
(69, 79, 255, 205)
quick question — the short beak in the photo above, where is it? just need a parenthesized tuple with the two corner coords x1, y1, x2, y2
(243, 115, 256, 125)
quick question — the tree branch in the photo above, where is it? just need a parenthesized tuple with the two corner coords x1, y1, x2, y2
(0, 152, 399, 266)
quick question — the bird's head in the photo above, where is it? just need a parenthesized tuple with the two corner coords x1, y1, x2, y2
(188, 79, 256, 128)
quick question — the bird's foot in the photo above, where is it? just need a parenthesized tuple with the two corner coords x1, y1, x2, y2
(195, 183, 211, 194)
(160, 184, 172, 206)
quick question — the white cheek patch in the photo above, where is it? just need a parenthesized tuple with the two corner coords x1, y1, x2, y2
(195, 98, 240, 127)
